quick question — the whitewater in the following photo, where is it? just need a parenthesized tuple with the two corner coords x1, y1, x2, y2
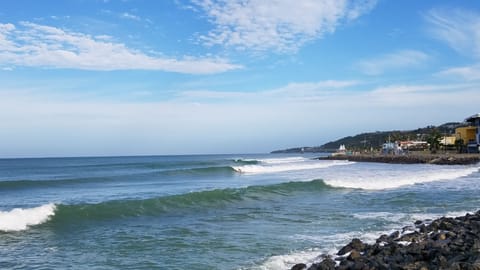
(0, 154, 479, 269)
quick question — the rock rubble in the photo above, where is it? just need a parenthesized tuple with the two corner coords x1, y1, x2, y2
(292, 211, 480, 270)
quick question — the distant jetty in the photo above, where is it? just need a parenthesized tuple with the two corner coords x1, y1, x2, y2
(318, 153, 480, 165)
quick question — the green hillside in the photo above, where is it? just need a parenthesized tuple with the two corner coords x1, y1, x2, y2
(271, 122, 465, 153)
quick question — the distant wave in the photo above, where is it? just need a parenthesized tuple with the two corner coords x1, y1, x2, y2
(259, 157, 310, 164)
(230, 158, 260, 165)
(0, 203, 56, 232)
(0, 166, 237, 190)
(233, 159, 353, 174)
(1, 180, 332, 232)
(323, 165, 479, 190)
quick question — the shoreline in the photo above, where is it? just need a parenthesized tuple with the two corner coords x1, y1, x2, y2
(292, 211, 480, 270)
(318, 153, 480, 165)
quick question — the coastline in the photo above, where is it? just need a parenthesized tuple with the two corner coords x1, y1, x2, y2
(318, 153, 480, 165)
(291, 211, 480, 270)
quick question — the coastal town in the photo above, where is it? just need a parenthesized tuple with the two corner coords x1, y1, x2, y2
(378, 113, 480, 155)
(320, 113, 480, 165)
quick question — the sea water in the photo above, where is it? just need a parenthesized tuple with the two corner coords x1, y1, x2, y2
(0, 154, 479, 269)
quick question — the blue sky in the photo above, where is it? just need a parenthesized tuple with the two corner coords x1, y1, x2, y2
(1, 0, 480, 157)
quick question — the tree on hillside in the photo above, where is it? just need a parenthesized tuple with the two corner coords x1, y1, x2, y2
(455, 138, 464, 153)
(426, 130, 442, 154)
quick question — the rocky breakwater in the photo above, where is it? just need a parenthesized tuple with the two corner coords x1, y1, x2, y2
(319, 154, 480, 165)
(291, 211, 480, 270)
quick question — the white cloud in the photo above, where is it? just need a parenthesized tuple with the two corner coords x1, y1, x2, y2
(437, 64, 480, 81)
(356, 50, 430, 75)
(425, 8, 480, 58)
(120, 12, 141, 21)
(0, 22, 241, 74)
(192, 0, 377, 53)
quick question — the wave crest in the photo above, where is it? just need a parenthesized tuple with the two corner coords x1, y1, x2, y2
(0, 203, 56, 232)
(323, 165, 479, 190)
(45, 180, 332, 226)
(233, 160, 353, 174)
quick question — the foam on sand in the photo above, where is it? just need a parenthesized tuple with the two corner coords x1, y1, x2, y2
(0, 203, 56, 232)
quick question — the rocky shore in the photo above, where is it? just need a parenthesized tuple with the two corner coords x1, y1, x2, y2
(319, 153, 480, 165)
(291, 211, 480, 270)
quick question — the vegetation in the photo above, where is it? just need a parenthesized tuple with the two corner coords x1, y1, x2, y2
(455, 138, 465, 153)
(271, 122, 467, 153)
(426, 129, 442, 154)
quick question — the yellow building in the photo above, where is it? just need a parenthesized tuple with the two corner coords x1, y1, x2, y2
(441, 136, 456, 146)
(456, 126, 476, 144)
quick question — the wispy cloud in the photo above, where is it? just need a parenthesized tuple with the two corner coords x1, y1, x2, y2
(356, 50, 430, 75)
(120, 12, 141, 21)
(0, 22, 241, 74)
(425, 8, 480, 58)
(177, 80, 360, 102)
(437, 64, 480, 81)
(192, 0, 377, 53)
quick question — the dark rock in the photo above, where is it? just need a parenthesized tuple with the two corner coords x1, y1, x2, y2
(402, 225, 415, 233)
(291, 263, 307, 270)
(347, 250, 361, 261)
(376, 234, 389, 244)
(398, 231, 421, 243)
(308, 257, 336, 270)
(389, 231, 400, 240)
(337, 238, 365, 255)
(292, 211, 480, 270)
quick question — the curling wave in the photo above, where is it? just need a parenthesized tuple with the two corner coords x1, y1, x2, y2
(3, 180, 332, 231)
(0, 203, 56, 232)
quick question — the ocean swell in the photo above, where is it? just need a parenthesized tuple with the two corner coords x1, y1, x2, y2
(54, 180, 332, 221)
(0, 166, 237, 190)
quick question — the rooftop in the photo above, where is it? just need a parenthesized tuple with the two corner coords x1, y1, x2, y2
(465, 113, 480, 122)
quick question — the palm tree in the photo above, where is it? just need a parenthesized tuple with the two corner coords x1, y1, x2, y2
(455, 138, 464, 153)
(426, 130, 442, 154)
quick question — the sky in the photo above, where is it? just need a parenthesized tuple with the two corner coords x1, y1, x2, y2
(1, 0, 480, 157)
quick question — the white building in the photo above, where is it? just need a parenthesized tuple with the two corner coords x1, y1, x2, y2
(465, 113, 480, 153)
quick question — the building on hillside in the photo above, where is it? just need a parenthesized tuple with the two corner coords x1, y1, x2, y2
(440, 136, 456, 146)
(398, 141, 429, 151)
(457, 113, 480, 153)
(456, 126, 476, 143)
(382, 142, 403, 155)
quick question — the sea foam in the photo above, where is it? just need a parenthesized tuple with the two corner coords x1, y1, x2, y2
(233, 159, 353, 174)
(323, 165, 479, 190)
(0, 203, 56, 232)
(252, 248, 325, 270)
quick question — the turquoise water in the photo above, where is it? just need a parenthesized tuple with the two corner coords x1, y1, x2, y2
(0, 154, 479, 269)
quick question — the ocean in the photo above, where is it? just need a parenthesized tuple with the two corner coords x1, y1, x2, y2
(0, 154, 479, 269)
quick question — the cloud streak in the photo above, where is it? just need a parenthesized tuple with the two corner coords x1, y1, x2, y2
(438, 65, 480, 81)
(192, 0, 377, 53)
(0, 22, 241, 74)
(356, 50, 430, 75)
(425, 8, 480, 58)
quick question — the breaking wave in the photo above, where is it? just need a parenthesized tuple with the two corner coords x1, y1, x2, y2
(0, 203, 56, 232)
(1, 180, 333, 232)
(233, 159, 353, 174)
(323, 165, 479, 190)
